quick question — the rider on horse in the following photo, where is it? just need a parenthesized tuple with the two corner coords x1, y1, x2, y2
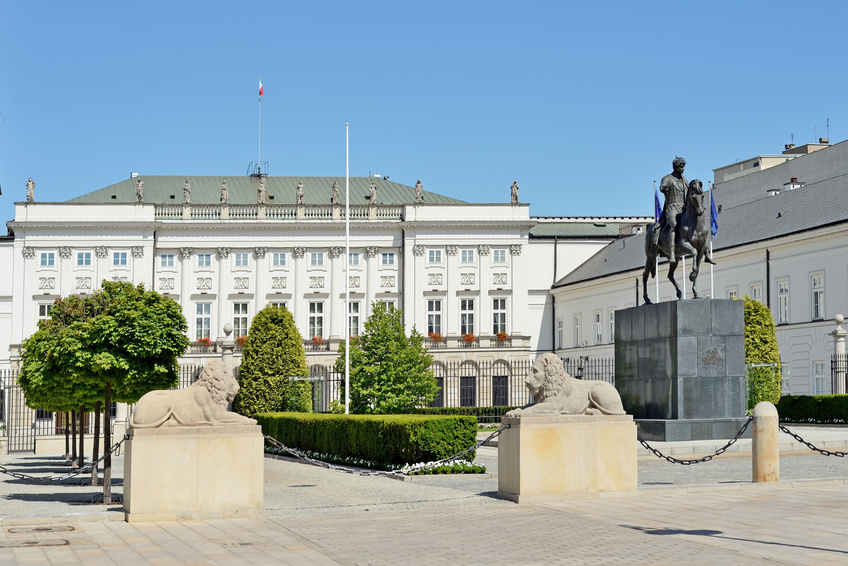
(653, 156, 688, 262)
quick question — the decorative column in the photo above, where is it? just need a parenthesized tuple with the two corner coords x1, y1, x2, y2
(329, 246, 343, 339)
(292, 247, 307, 330)
(131, 246, 144, 286)
(179, 248, 193, 327)
(365, 246, 378, 318)
(95, 246, 109, 290)
(217, 248, 230, 337)
(254, 247, 267, 317)
(58, 246, 72, 296)
(832, 314, 847, 395)
(408, 244, 425, 334)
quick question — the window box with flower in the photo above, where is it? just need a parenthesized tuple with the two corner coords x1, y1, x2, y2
(235, 335, 247, 346)
(428, 332, 443, 342)
(196, 336, 211, 346)
(496, 331, 509, 341)
(312, 335, 324, 345)
(462, 333, 476, 344)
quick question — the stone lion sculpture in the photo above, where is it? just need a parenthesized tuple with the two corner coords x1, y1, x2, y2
(505, 353, 626, 417)
(130, 360, 257, 428)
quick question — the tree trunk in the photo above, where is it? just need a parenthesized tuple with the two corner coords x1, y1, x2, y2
(71, 410, 78, 467)
(103, 382, 112, 505)
(78, 405, 85, 471)
(91, 401, 101, 486)
(64, 412, 70, 460)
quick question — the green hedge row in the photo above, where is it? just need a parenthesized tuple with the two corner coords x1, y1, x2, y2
(406, 406, 519, 420)
(255, 412, 478, 465)
(776, 395, 848, 422)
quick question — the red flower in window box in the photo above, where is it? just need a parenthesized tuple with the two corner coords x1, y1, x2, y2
(462, 333, 476, 343)
(312, 335, 324, 345)
(235, 335, 247, 346)
(428, 332, 443, 342)
(496, 331, 509, 341)
(196, 336, 211, 346)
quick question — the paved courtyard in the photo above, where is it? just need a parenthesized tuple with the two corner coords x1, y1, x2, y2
(1, 429, 848, 564)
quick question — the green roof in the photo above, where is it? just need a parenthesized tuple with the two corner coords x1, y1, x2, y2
(529, 219, 652, 238)
(67, 176, 466, 206)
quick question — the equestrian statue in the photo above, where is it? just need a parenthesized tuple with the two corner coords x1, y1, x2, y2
(643, 157, 715, 305)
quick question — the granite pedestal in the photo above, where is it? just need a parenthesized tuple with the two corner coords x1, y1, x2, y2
(497, 415, 637, 502)
(614, 300, 748, 441)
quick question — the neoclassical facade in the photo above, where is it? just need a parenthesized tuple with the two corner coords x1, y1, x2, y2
(1, 175, 649, 372)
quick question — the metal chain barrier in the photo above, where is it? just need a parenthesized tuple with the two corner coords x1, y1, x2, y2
(0, 435, 128, 483)
(637, 416, 753, 465)
(264, 424, 510, 476)
(779, 424, 848, 457)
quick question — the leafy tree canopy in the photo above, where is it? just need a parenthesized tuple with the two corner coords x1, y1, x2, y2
(335, 301, 437, 414)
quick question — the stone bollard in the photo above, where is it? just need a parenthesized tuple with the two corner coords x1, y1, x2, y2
(752, 401, 779, 483)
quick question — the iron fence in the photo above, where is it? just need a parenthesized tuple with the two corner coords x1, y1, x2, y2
(833, 354, 847, 394)
(306, 359, 535, 413)
(561, 356, 615, 384)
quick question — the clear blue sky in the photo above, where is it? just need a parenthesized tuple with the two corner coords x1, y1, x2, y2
(2, 1, 846, 226)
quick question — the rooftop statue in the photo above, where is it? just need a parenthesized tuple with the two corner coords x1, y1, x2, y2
(510, 180, 519, 204)
(26, 177, 35, 203)
(183, 179, 191, 204)
(414, 180, 424, 203)
(130, 360, 257, 428)
(505, 353, 625, 417)
(369, 180, 377, 203)
(135, 179, 144, 202)
(643, 157, 716, 304)
(257, 179, 267, 204)
(331, 181, 340, 204)
(220, 178, 228, 204)
(296, 180, 304, 204)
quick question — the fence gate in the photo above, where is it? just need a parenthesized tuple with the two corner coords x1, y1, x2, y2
(4, 370, 37, 453)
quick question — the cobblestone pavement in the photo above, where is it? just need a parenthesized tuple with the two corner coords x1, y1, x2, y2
(3, 430, 848, 564)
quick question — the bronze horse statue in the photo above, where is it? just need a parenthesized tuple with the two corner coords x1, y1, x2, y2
(643, 179, 716, 304)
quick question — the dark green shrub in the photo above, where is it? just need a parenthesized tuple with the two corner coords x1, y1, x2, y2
(743, 296, 781, 408)
(234, 305, 311, 415)
(776, 395, 848, 423)
(407, 406, 519, 422)
(256, 412, 477, 465)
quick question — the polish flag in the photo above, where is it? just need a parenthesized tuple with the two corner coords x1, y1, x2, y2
(259, 79, 263, 96)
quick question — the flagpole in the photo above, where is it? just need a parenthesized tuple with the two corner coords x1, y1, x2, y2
(258, 76, 261, 172)
(654, 180, 659, 303)
(709, 182, 715, 297)
(344, 123, 350, 415)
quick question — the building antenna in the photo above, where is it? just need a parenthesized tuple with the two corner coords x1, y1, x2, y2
(827, 118, 830, 139)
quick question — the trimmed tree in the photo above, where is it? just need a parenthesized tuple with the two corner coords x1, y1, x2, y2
(335, 301, 437, 414)
(234, 304, 311, 415)
(18, 281, 189, 501)
(743, 295, 782, 409)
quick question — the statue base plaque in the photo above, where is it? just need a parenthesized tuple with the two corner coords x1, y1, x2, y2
(497, 415, 637, 503)
(124, 425, 264, 523)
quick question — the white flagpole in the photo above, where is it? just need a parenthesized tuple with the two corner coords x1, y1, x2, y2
(258, 76, 261, 171)
(682, 255, 686, 299)
(654, 181, 659, 303)
(710, 240, 714, 297)
(345, 123, 350, 415)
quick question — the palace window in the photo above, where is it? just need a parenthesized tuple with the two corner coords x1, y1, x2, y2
(112, 252, 127, 266)
(195, 303, 211, 340)
(348, 302, 360, 337)
(777, 279, 789, 323)
(460, 299, 475, 336)
(811, 273, 824, 320)
(77, 252, 92, 266)
(40, 252, 55, 267)
(233, 303, 249, 337)
(309, 302, 324, 338)
(272, 252, 286, 266)
(427, 300, 442, 335)
(573, 314, 582, 348)
(492, 298, 507, 334)
(197, 253, 212, 267)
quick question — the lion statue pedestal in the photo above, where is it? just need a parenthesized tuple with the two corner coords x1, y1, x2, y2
(497, 354, 637, 503)
(124, 361, 264, 523)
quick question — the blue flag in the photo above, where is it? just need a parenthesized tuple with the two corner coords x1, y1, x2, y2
(710, 190, 719, 237)
(654, 189, 661, 221)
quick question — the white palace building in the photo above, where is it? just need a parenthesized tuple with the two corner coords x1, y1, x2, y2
(0, 174, 647, 380)
(2, 136, 847, 415)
